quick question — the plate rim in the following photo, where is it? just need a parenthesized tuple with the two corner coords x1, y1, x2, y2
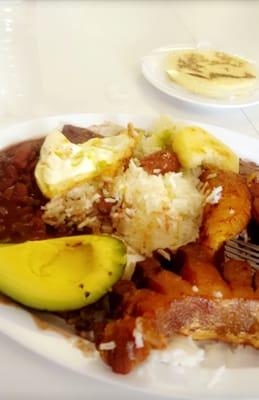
(0, 113, 259, 400)
(141, 44, 259, 109)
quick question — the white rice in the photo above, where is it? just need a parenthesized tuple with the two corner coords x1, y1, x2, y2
(43, 182, 103, 231)
(99, 341, 116, 351)
(124, 246, 145, 279)
(110, 161, 204, 256)
(206, 186, 223, 205)
(43, 160, 205, 256)
(138, 335, 205, 372)
(133, 320, 144, 349)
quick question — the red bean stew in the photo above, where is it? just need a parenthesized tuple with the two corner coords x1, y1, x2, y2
(0, 125, 97, 243)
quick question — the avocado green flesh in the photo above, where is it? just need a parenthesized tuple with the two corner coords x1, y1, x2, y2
(0, 235, 126, 311)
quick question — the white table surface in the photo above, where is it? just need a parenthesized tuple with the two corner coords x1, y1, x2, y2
(0, 0, 259, 398)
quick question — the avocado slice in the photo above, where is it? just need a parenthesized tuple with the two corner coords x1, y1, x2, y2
(0, 235, 126, 311)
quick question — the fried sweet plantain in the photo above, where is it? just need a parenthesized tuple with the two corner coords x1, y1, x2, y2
(199, 168, 251, 252)
(222, 259, 255, 298)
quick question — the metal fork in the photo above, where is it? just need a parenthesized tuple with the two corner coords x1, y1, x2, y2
(225, 238, 259, 269)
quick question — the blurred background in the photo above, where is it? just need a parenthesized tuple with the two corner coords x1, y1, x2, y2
(1, 0, 259, 134)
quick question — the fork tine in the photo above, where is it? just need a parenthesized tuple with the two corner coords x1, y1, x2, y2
(225, 246, 259, 264)
(225, 238, 259, 270)
(226, 240, 259, 259)
(224, 252, 258, 269)
(229, 239, 259, 251)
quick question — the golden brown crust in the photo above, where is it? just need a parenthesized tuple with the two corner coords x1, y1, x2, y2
(149, 297, 259, 348)
(222, 259, 255, 298)
(180, 244, 232, 298)
(99, 245, 259, 374)
(98, 165, 258, 374)
(199, 168, 251, 252)
(100, 294, 259, 374)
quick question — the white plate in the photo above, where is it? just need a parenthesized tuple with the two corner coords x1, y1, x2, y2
(141, 44, 259, 109)
(0, 114, 259, 400)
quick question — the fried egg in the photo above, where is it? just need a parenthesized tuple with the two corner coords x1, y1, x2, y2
(35, 127, 137, 198)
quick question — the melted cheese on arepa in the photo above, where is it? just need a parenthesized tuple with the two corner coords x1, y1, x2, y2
(165, 49, 257, 98)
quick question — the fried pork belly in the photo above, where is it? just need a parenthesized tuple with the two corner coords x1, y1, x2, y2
(199, 168, 251, 252)
(99, 245, 259, 374)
